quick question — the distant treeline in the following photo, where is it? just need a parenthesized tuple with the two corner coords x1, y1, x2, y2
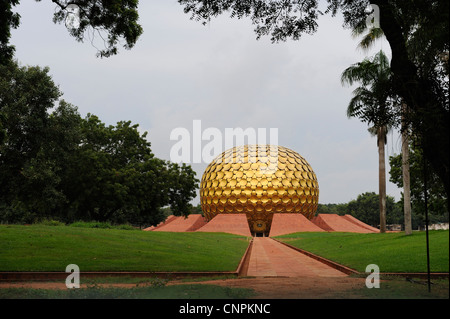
(317, 191, 448, 230)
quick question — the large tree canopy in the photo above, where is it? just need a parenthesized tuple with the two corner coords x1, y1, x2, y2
(178, 0, 449, 198)
(0, 0, 143, 63)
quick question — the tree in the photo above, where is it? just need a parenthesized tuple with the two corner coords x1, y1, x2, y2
(166, 162, 199, 217)
(316, 203, 348, 215)
(374, 0, 450, 203)
(341, 50, 395, 233)
(0, 0, 20, 64)
(62, 114, 199, 225)
(1, 0, 143, 142)
(0, 0, 143, 63)
(352, 25, 413, 235)
(389, 143, 449, 229)
(190, 203, 204, 215)
(17, 100, 82, 220)
(0, 60, 62, 222)
(347, 192, 399, 228)
(0, 61, 199, 225)
(401, 102, 412, 234)
(352, 26, 384, 53)
(346, 12, 432, 233)
(177, 0, 450, 200)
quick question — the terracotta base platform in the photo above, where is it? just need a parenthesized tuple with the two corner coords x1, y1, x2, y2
(143, 215, 177, 231)
(151, 214, 207, 232)
(196, 214, 252, 237)
(312, 214, 378, 233)
(342, 214, 380, 232)
(269, 213, 325, 237)
(145, 213, 380, 236)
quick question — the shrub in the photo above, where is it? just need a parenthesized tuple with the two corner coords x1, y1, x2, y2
(69, 221, 113, 229)
(37, 219, 65, 226)
(69, 221, 137, 230)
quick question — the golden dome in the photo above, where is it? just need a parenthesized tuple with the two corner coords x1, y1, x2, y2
(199, 145, 319, 235)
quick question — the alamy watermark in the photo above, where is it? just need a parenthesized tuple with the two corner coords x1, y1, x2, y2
(365, 264, 380, 288)
(169, 120, 279, 165)
(65, 4, 81, 30)
(65, 264, 80, 289)
(365, 4, 380, 29)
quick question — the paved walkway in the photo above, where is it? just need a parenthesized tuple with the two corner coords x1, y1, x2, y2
(246, 237, 348, 278)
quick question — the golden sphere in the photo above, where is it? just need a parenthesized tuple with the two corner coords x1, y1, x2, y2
(200, 145, 319, 235)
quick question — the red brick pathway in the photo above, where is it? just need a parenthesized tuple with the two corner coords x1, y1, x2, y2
(246, 237, 348, 278)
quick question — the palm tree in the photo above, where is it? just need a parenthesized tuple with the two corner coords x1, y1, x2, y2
(352, 26, 414, 235)
(351, 26, 385, 52)
(401, 102, 413, 235)
(341, 50, 395, 233)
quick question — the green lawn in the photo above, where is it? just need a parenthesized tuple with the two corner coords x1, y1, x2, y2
(1, 224, 448, 274)
(275, 230, 449, 273)
(0, 225, 250, 272)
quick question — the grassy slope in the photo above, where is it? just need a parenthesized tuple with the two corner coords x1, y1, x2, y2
(0, 225, 250, 272)
(1, 225, 448, 273)
(276, 230, 449, 273)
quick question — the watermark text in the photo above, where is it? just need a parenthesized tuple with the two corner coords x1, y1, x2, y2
(170, 120, 278, 164)
(365, 264, 380, 288)
(65, 264, 80, 289)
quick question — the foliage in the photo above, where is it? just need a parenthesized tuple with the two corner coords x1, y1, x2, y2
(0, 61, 199, 226)
(69, 221, 137, 230)
(0, 60, 64, 222)
(36, 218, 66, 227)
(0, 0, 142, 63)
(341, 50, 395, 233)
(346, 192, 401, 227)
(341, 50, 397, 130)
(47, 0, 143, 57)
(316, 203, 348, 215)
(190, 203, 204, 215)
(389, 142, 449, 227)
(318, 192, 403, 227)
(159, 203, 204, 218)
(0, 0, 20, 64)
(180, 0, 325, 43)
(319, 185, 447, 230)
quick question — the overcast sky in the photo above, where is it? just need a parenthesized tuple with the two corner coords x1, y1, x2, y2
(10, 1, 403, 205)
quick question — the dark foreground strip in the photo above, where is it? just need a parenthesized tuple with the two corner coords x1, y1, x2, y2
(0, 271, 239, 281)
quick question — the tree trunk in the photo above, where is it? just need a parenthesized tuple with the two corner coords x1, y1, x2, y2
(402, 103, 412, 235)
(378, 126, 387, 233)
(372, 0, 450, 200)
